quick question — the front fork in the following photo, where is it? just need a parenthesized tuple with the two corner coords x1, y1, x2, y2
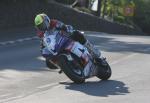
(84, 56, 108, 78)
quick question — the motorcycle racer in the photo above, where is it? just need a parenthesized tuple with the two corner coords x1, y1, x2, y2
(34, 13, 100, 69)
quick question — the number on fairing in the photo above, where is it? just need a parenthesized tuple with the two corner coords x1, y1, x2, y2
(46, 38, 51, 44)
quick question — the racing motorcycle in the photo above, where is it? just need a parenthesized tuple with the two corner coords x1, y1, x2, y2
(44, 31, 112, 84)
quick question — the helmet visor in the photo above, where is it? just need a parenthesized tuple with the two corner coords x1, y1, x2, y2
(36, 22, 47, 31)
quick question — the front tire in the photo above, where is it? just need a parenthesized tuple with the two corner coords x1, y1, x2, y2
(58, 55, 85, 84)
(96, 58, 112, 80)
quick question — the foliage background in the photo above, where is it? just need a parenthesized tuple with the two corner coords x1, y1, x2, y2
(0, 0, 148, 35)
(133, 0, 150, 33)
(55, 0, 150, 34)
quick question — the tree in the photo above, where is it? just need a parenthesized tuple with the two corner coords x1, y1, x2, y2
(102, 0, 107, 18)
(55, 0, 75, 5)
(72, 0, 89, 8)
(133, 0, 150, 33)
(96, 0, 102, 17)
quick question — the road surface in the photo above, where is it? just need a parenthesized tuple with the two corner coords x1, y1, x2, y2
(0, 30, 150, 103)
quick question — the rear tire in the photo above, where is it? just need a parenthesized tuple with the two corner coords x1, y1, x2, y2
(58, 55, 85, 84)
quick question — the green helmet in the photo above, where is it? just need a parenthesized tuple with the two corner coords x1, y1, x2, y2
(34, 13, 50, 31)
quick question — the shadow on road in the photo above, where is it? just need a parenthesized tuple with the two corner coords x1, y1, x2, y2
(87, 35, 150, 54)
(0, 55, 49, 72)
(60, 80, 130, 97)
(0, 41, 51, 72)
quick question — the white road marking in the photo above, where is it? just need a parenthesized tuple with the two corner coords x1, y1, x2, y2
(0, 95, 23, 103)
(37, 79, 69, 89)
(17, 39, 24, 42)
(0, 42, 7, 45)
(32, 36, 38, 39)
(97, 45, 150, 66)
(0, 93, 13, 98)
(37, 56, 45, 61)
(110, 53, 138, 65)
(7, 41, 15, 44)
(110, 47, 150, 65)
(0, 36, 39, 46)
(24, 38, 32, 41)
(37, 83, 58, 89)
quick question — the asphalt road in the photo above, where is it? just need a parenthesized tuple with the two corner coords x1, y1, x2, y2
(0, 31, 150, 103)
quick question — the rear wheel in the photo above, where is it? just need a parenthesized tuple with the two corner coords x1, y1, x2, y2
(96, 58, 112, 80)
(58, 54, 85, 84)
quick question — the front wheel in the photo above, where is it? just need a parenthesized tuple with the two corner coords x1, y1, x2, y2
(96, 58, 112, 80)
(58, 54, 85, 84)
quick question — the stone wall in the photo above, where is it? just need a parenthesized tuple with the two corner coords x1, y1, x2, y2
(0, 0, 144, 35)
